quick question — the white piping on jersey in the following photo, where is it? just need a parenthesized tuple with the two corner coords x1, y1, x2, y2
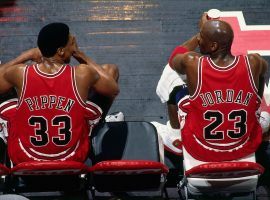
(190, 56, 203, 100)
(0, 104, 17, 114)
(17, 65, 29, 108)
(18, 138, 80, 161)
(244, 56, 261, 101)
(0, 98, 18, 111)
(193, 134, 249, 152)
(177, 95, 190, 108)
(86, 101, 103, 115)
(205, 139, 243, 146)
(85, 110, 101, 125)
(34, 64, 66, 78)
(208, 56, 239, 71)
(28, 143, 76, 157)
(71, 67, 86, 108)
(18, 139, 46, 162)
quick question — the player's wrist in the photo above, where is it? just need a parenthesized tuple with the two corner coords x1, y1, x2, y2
(72, 50, 88, 64)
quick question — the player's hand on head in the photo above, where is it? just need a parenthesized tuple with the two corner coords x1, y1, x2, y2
(72, 37, 80, 57)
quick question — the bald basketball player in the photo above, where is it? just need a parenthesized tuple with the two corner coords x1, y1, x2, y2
(170, 14, 268, 162)
(0, 23, 119, 164)
(151, 34, 198, 155)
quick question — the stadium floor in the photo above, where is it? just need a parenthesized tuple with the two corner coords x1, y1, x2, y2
(1, 0, 270, 199)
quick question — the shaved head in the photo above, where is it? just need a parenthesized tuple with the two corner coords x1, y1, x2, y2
(199, 20, 234, 54)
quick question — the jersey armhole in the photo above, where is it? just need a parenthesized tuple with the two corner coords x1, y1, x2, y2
(71, 67, 86, 108)
(17, 65, 29, 108)
(190, 56, 203, 100)
(244, 56, 260, 98)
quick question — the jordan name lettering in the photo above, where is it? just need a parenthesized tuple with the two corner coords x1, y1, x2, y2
(199, 89, 253, 107)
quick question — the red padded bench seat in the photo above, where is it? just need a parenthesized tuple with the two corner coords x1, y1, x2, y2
(11, 161, 88, 176)
(185, 161, 264, 179)
(88, 160, 169, 175)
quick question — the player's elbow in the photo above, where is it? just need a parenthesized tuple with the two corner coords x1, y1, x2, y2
(94, 79, 120, 98)
(101, 64, 119, 82)
(171, 54, 186, 75)
(101, 64, 120, 97)
(110, 82, 120, 98)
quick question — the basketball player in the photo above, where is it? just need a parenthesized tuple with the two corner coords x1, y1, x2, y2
(151, 34, 198, 155)
(170, 13, 268, 161)
(0, 23, 119, 164)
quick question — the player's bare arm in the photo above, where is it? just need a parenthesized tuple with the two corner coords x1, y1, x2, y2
(170, 35, 199, 74)
(74, 64, 100, 101)
(72, 39, 119, 97)
(0, 48, 42, 95)
(247, 53, 268, 97)
(170, 13, 207, 74)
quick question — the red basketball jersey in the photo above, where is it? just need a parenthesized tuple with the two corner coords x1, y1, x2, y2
(181, 55, 262, 162)
(8, 64, 101, 164)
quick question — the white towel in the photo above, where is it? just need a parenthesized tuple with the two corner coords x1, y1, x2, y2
(156, 64, 186, 103)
